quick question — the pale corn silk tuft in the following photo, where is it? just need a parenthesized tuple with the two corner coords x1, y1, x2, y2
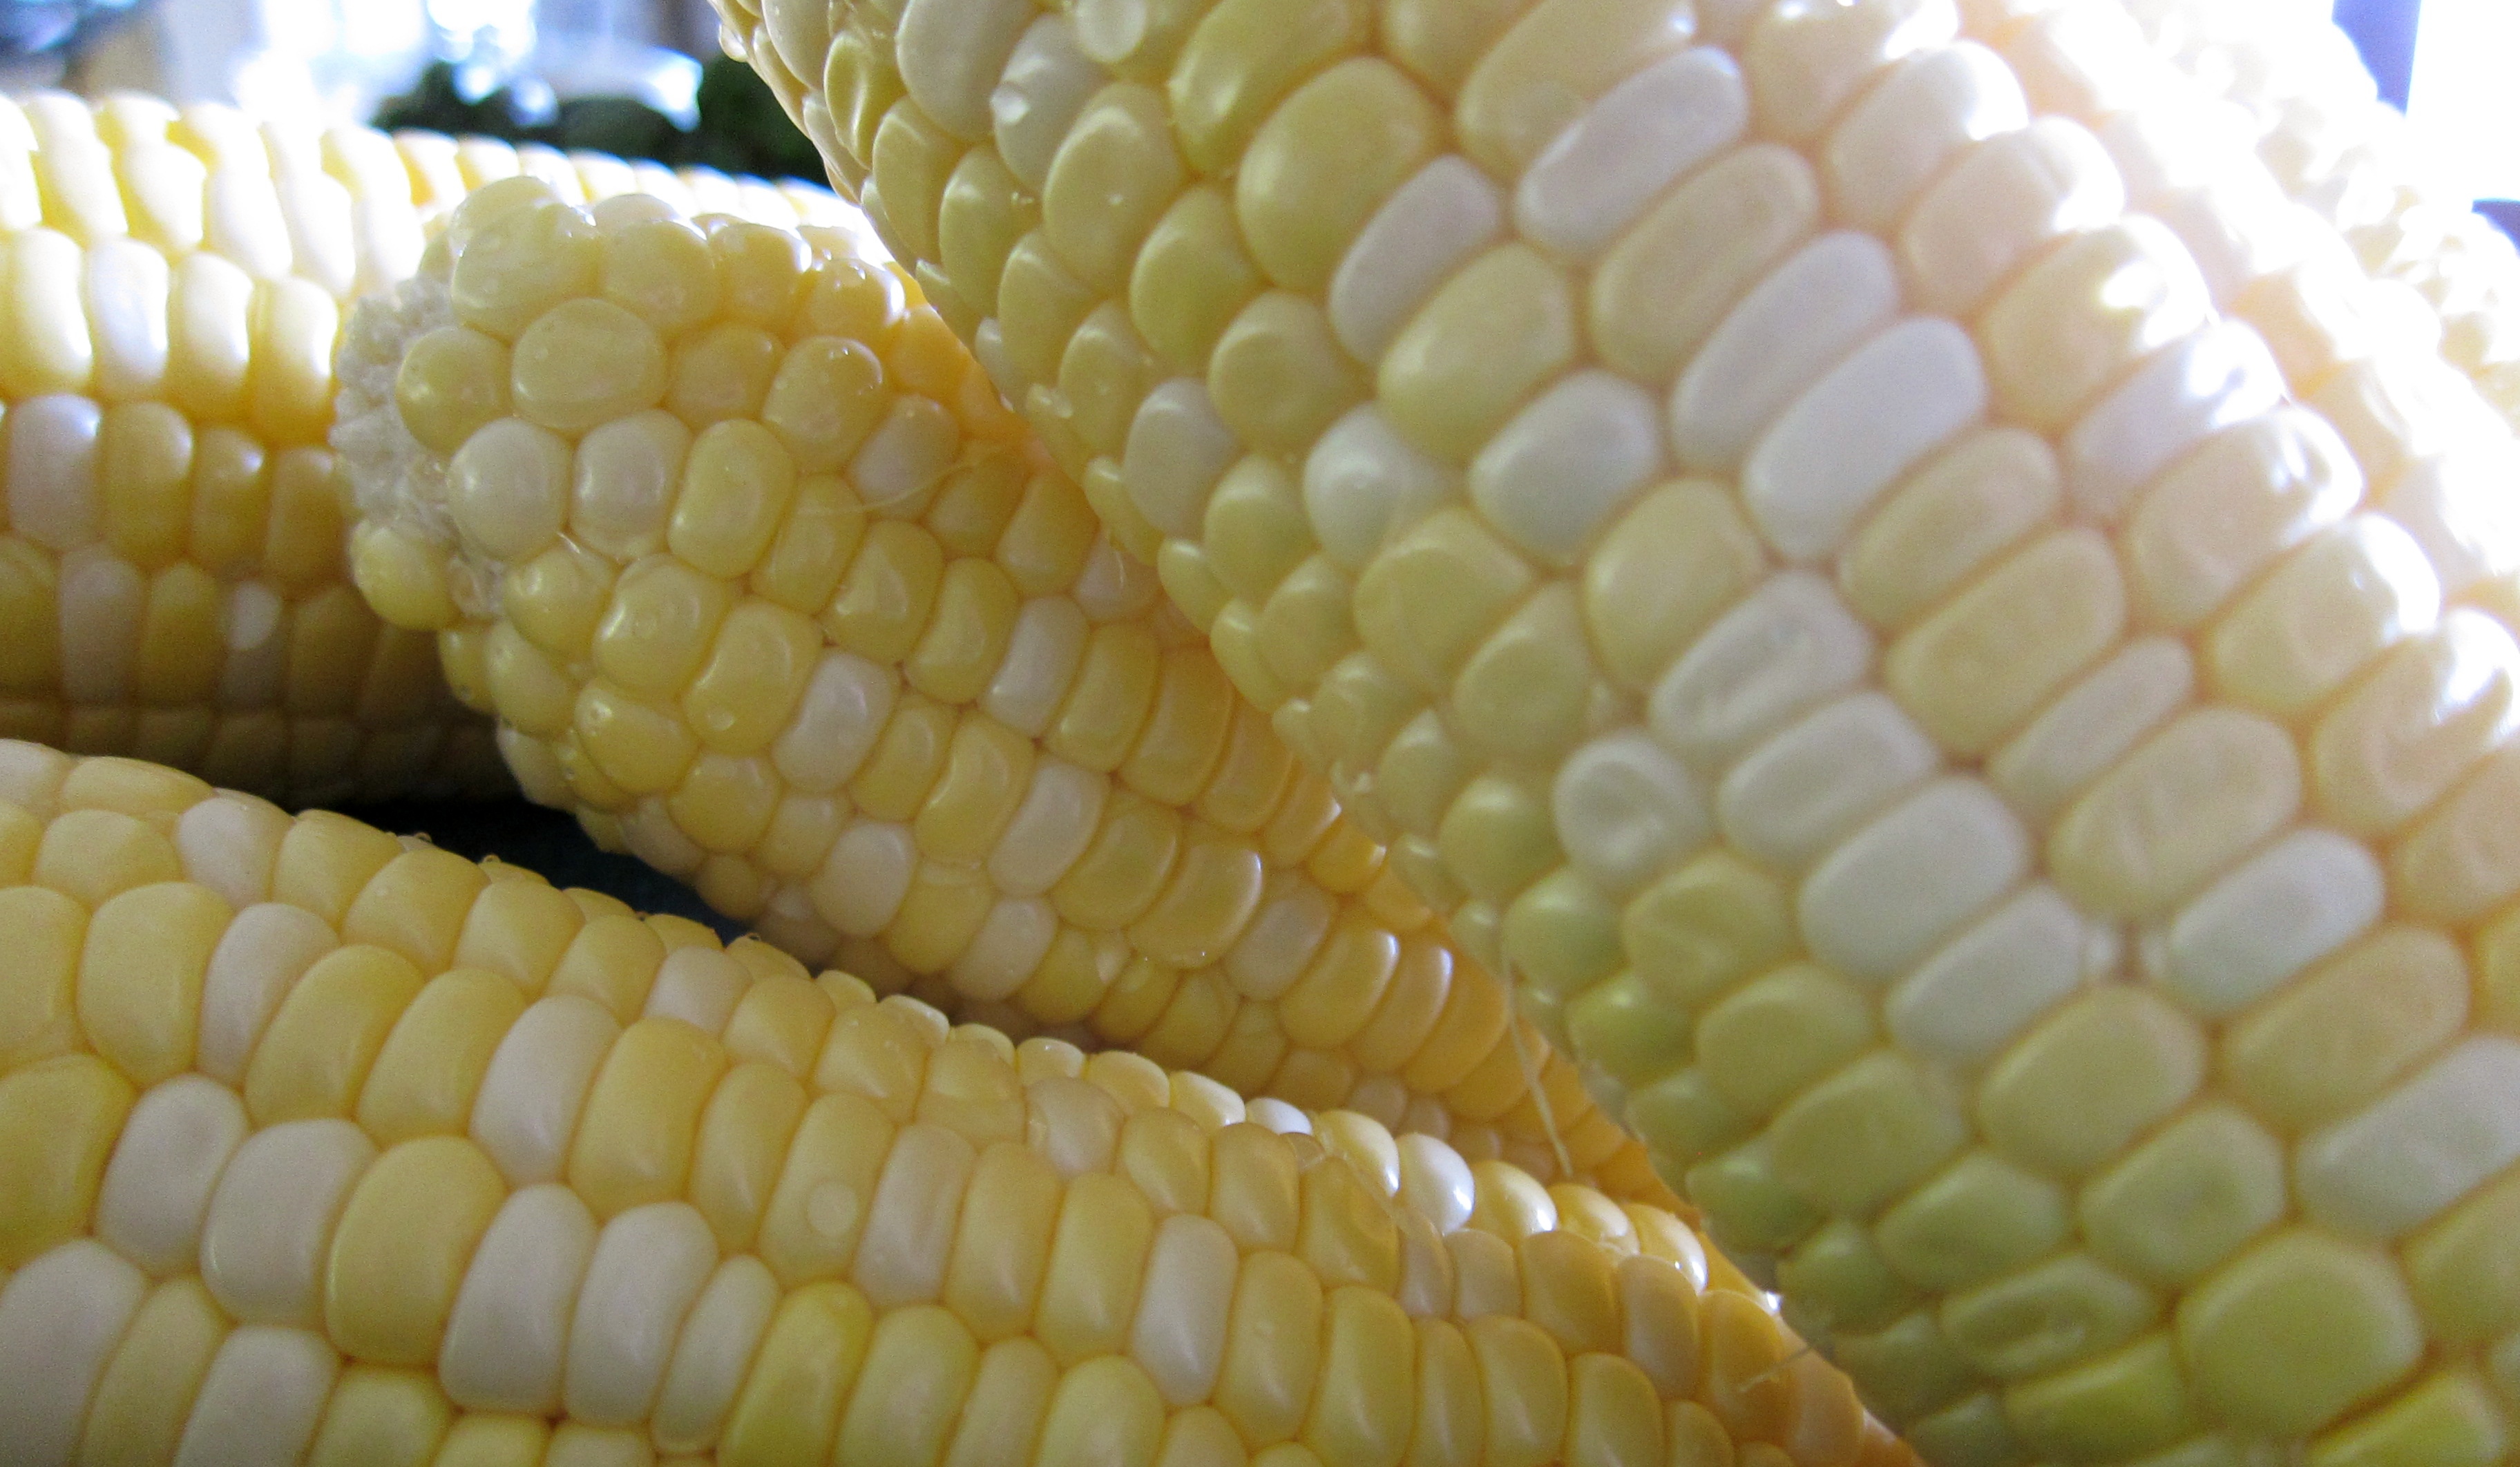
(711, 0, 2520, 1459)
(0, 743, 1902, 1466)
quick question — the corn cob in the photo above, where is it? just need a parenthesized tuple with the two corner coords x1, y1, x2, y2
(0, 742, 1913, 1467)
(0, 90, 505, 803)
(0, 90, 862, 807)
(329, 176, 1652, 1193)
(720, 0, 2520, 1460)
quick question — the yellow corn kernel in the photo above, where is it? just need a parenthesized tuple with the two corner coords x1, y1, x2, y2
(323, 1134, 507, 1365)
(1130, 187, 1264, 375)
(0, 1053, 133, 1265)
(355, 969, 527, 1144)
(1376, 245, 1576, 464)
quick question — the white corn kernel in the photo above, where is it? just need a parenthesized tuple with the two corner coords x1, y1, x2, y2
(1649, 572, 1875, 772)
(1223, 876, 1336, 1001)
(982, 599, 1091, 737)
(812, 821, 919, 936)
(441, 1183, 600, 1413)
(1468, 369, 1665, 566)
(1823, 42, 2026, 231)
(992, 18, 1103, 194)
(1669, 231, 1899, 474)
(2155, 828, 2383, 1017)
(1129, 1214, 1238, 1406)
(197, 1118, 376, 1327)
(1885, 885, 2090, 1067)
(195, 903, 336, 1085)
(1717, 692, 1940, 872)
(1988, 638, 2195, 827)
(1304, 405, 1458, 572)
(1514, 48, 1748, 262)
(1800, 776, 2031, 984)
(563, 1201, 720, 1426)
(897, 0, 1039, 140)
(1328, 157, 1504, 366)
(987, 760, 1107, 898)
(772, 653, 897, 794)
(1123, 380, 1239, 539)
(645, 947, 748, 1033)
(7, 393, 102, 552)
(850, 397, 960, 513)
(1397, 1132, 1476, 1235)
(171, 1325, 336, 1467)
(94, 1075, 249, 1277)
(2298, 1039, 2520, 1240)
(1552, 729, 1714, 896)
(1742, 315, 1986, 562)
(0, 1241, 149, 1467)
(468, 995, 621, 1187)
(2062, 320, 2285, 522)
(951, 897, 1060, 1001)
(652, 1256, 781, 1453)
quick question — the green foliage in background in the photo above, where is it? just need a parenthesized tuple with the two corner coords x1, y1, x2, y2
(372, 53, 823, 184)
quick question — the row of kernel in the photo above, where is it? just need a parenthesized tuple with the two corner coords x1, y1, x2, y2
(1996, 0, 2520, 629)
(0, 95, 509, 805)
(1562, 11, 2510, 1467)
(8, 90, 397, 298)
(0, 760, 1879, 1464)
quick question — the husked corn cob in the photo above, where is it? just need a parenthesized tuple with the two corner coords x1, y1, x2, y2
(723, 0, 2520, 1461)
(0, 91, 506, 803)
(0, 742, 1912, 1467)
(330, 177, 1650, 1190)
(0, 90, 858, 805)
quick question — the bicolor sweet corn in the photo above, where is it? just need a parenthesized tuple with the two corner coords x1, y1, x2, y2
(0, 742, 1911, 1467)
(712, 0, 2520, 1460)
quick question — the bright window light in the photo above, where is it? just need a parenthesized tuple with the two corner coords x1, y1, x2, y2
(2405, 0, 2520, 203)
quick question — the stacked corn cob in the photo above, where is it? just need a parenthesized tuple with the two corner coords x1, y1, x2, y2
(0, 90, 860, 806)
(330, 176, 1652, 1190)
(716, 0, 2520, 1461)
(0, 741, 1912, 1467)
(0, 91, 501, 803)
